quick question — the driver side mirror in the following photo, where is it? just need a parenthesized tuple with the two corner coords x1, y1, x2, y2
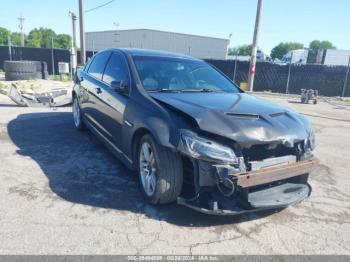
(111, 80, 128, 95)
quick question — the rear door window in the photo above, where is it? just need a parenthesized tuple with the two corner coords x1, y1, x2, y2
(87, 51, 111, 80)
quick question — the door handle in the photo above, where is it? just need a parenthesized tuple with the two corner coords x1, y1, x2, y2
(95, 87, 102, 94)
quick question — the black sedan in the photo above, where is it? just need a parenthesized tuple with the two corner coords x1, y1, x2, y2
(72, 48, 318, 215)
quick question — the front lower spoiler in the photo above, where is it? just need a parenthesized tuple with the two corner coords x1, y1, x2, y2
(177, 158, 319, 216)
(178, 182, 312, 216)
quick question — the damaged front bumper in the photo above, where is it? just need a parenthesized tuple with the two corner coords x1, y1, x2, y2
(178, 158, 319, 215)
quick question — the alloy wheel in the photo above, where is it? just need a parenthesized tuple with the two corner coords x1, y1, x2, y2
(139, 142, 157, 196)
(73, 98, 81, 127)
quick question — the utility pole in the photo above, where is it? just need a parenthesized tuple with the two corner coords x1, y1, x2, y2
(248, 0, 264, 92)
(233, 54, 238, 82)
(342, 56, 350, 97)
(18, 13, 25, 46)
(8, 36, 12, 60)
(69, 11, 78, 76)
(285, 52, 294, 94)
(226, 33, 232, 59)
(113, 22, 120, 45)
(79, 0, 86, 64)
(51, 36, 55, 75)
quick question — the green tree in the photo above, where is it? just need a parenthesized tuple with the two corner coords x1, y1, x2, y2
(54, 34, 71, 49)
(27, 29, 41, 47)
(10, 32, 24, 46)
(0, 27, 10, 45)
(270, 42, 304, 60)
(228, 44, 252, 56)
(27, 27, 56, 48)
(309, 40, 336, 50)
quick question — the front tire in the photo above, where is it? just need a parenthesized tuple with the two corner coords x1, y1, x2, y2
(138, 134, 183, 204)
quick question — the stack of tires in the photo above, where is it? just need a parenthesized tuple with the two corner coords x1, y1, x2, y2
(4, 61, 48, 81)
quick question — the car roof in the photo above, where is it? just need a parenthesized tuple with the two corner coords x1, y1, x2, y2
(102, 48, 201, 61)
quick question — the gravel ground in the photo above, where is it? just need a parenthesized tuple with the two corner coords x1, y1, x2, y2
(0, 92, 349, 255)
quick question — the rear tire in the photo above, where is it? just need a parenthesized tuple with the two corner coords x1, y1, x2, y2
(138, 134, 183, 204)
(72, 96, 85, 130)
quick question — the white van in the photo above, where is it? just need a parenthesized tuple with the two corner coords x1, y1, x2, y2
(281, 49, 309, 64)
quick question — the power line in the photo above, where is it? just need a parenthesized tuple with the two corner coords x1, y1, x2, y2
(85, 0, 116, 13)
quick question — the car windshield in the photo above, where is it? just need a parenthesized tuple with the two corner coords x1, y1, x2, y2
(133, 56, 241, 93)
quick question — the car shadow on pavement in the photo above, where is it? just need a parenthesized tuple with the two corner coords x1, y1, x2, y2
(7, 112, 278, 226)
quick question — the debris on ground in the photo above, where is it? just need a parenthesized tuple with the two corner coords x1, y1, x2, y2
(301, 89, 318, 104)
(0, 72, 73, 107)
(8, 83, 72, 107)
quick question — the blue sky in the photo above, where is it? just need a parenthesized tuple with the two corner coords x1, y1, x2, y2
(1, 0, 349, 53)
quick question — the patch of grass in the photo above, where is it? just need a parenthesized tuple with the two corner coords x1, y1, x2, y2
(10, 80, 41, 92)
(0, 82, 7, 89)
(0, 82, 8, 95)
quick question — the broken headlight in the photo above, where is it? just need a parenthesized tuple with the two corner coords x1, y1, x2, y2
(180, 131, 238, 164)
(304, 128, 316, 151)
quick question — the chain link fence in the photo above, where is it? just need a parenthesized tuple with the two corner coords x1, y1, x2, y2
(0, 46, 70, 75)
(206, 59, 350, 97)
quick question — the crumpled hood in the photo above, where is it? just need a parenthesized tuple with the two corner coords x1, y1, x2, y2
(150, 92, 311, 148)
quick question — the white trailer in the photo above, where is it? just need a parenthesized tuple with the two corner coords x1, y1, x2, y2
(322, 49, 350, 66)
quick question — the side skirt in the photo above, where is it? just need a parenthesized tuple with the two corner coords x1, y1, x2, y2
(83, 117, 133, 169)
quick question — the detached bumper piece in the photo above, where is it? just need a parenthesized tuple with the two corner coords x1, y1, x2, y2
(8, 83, 72, 107)
(178, 158, 319, 216)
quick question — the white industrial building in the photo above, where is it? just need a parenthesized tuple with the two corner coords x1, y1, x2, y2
(85, 29, 229, 59)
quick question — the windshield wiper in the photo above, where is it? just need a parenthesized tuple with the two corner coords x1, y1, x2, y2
(149, 88, 221, 93)
(181, 88, 219, 93)
(147, 88, 182, 93)
(158, 88, 183, 93)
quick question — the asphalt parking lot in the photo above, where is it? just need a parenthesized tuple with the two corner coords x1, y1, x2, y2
(0, 92, 349, 255)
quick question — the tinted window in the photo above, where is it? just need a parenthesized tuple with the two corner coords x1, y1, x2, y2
(87, 51, 111, 80)
(102, 52, 129, 84)
(133, 56, 240, 93)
